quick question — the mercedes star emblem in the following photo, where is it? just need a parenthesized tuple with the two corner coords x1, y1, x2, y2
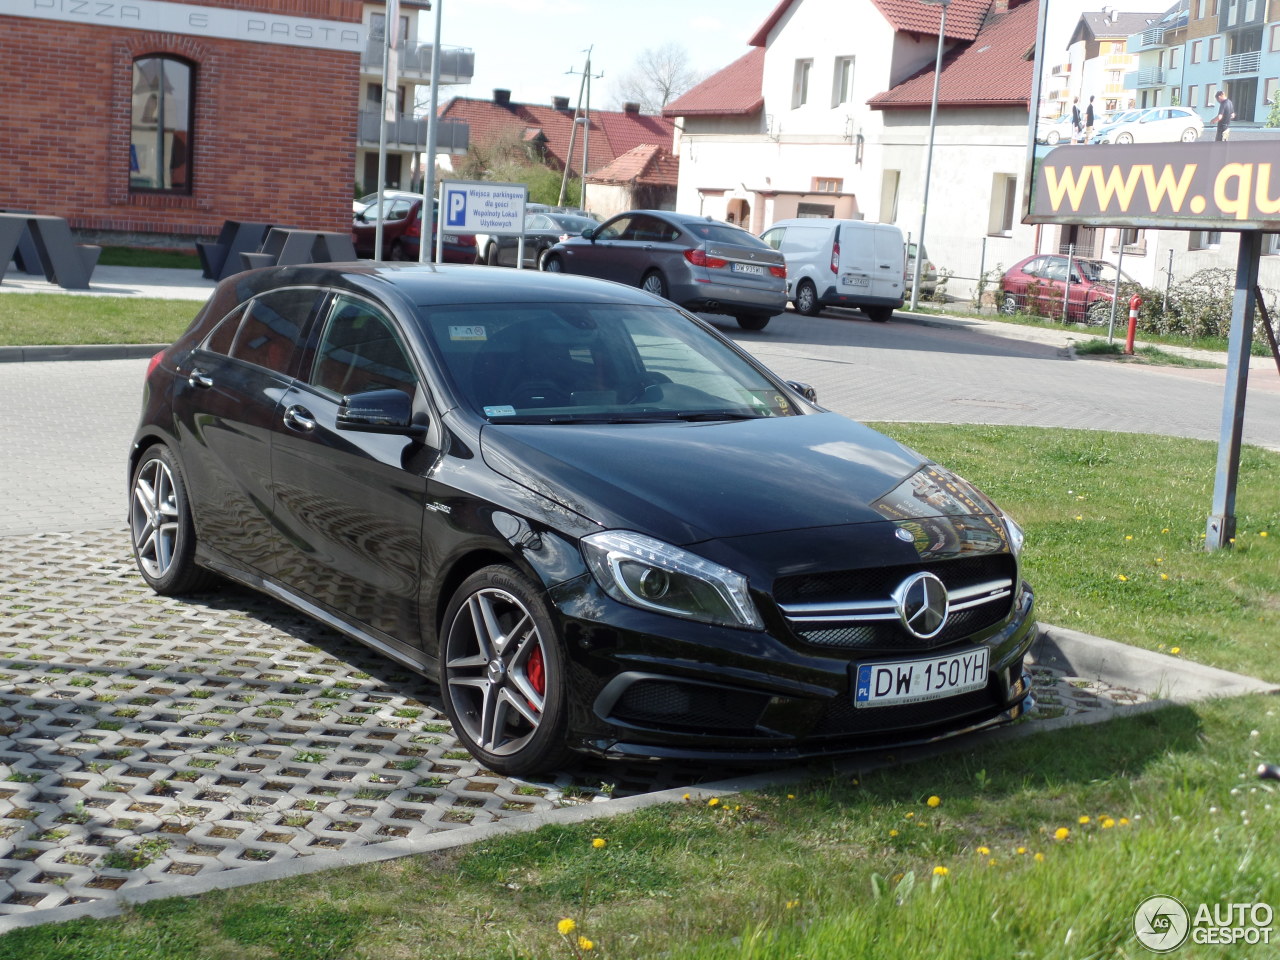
(892, 572, 949, 639)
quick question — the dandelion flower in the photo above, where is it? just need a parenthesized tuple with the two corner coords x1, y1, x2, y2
(1155, 557, 1163, 564)
(1125, 535, 1133, 541)
(1034, 852, 1046, 862)
(988, 858, 998, 866)
(1016, 846, 1027, 855)
(787, 794, 795, 800)
(932, 865, 949, 876)
(1261, 531, 1269, 538)
(592, 837, 607, 849)
(905, 812, 915, 819)
(889, 829, 899, 837)
(1078, 816, 1091, 825)
(577, 936, 595, 951)
(682, 793, 690, 801)
(785, 899, 801, 910)
(977, 846, 990, 856)
(1120, 818, 1130, 826)
(707, 797, 720, 807)
(557, 918, 577, 936)
(1160, 573, 1169, 580)
(1055, 827, 1070, 840)
(1162, 528, 1170, 533)
(1075, 515, 1083, 521)
(1170, 647, 1181, 655)
(1118, 575, 1129, 582)
(926, 795, 941, 808)
(1102, 818, 1116, 829)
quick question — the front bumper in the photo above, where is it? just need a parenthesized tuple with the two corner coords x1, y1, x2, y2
(550, 573, 1037, 763)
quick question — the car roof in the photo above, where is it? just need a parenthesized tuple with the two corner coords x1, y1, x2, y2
(222, 262, 666, 309)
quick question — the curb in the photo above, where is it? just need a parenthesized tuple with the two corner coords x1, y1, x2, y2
(0, 344, 166, 363)
(1, 622, 1273, 936)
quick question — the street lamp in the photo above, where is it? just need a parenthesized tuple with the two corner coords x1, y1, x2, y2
(909, 0, 950, 312)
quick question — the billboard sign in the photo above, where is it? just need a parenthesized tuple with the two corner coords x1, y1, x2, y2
(1024, 0, 1280, 232)
(439, 180, 527, 237)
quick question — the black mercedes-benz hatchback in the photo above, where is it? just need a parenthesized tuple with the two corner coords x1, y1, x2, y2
(129, 263, 1036, 775)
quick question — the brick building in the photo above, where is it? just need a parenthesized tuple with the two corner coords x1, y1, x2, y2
(0, 0, 366, 248)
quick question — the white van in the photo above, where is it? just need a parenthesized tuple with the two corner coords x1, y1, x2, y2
(759, 219, 906, 321)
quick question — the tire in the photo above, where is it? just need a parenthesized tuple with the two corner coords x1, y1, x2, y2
(439, 565, 571, 776)
(389, 240, 408, 261)
(865, 306, 893, 323)
(1045, 130, 1061, 145)
(1180, 127, 1200, 143)
(1116, 132, 1134, 145)
(129, 445, 217, 596)
(736, 313, 771, 331)
(640, 270, 668, 299)
(794, 279, 820, 316)
(999, 292, 1019, 316)
(485, 242, 500, 266)
(1086, 299, 1112, 326)
(541, 254, 563, 273)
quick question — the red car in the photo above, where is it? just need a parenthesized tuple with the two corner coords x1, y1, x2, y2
(351, 191, 477, 263)
(999, 254, 1130, 325)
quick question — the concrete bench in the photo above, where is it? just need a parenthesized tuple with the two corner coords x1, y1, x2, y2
(239, 228, 358, 271)
(196, 221, 273, 281)
(0, 213, 101, 290)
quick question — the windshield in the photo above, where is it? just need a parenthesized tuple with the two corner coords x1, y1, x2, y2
(549, 215, 597, 233)
(1077, 259, 1134, 285)
(417, 302, 799, 423)
(680, 221, 772, 247)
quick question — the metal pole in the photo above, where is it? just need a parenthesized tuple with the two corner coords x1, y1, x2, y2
(420, 0, 443, 263)
(374, 5, 395, 260)
(976, 236, 987, 309)
(1163, 247, 1173, 315)
(1060, 243, 1073, 322)
(581, 52, 592, 212)
(1107, 241, 1124, 341)
(558, 62, 589, 207)
(1206, 232, 1263, 550)
(909, 0, 948, 311)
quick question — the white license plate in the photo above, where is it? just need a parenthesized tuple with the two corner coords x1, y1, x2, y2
(841, 275, 870, 287)
(443, 234, 459, 243)
(732, 262, 766, 276)
(854, 648, 989, 708)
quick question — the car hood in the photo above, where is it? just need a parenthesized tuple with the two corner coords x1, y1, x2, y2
(479, 412, 1001, 545)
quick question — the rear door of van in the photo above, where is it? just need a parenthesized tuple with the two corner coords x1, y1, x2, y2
(834, 222, 875, 297)
(869, 225, 906, 304)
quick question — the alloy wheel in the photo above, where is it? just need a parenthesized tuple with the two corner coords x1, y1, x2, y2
(131, 457, 180, 581)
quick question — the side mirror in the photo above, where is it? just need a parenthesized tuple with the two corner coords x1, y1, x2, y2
(581, 227, 596, 241)
(786, 380, 818, 403)
(337, 388, 422, 435)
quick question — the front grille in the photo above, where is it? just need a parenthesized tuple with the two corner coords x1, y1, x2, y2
(609, 679, 768, 735)
(776, 555, 1017, 652)
(809, 685, 1002, 739)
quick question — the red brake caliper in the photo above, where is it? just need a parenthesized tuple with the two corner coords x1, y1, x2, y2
(526, 644, 546, 705)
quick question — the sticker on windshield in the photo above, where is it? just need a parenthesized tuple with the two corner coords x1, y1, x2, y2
(483, 405, 517, 417)
(449, 325, 488, 341)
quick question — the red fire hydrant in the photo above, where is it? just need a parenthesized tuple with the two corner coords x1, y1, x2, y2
(1124, 293, 1142, 355)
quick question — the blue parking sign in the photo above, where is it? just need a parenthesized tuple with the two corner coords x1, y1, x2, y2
(445, 189, 467, 227)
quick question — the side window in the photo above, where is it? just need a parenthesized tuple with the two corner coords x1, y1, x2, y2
(623, 215, 671, 243)
(388, 198, 413, 221)
(760, 228, 784, 250)
(131, 56, 194, 193)
(202, 305, 247, 356)
(598, 216, 631, 240)
(229, 288, 321, 374)
(310, 296, 418, 400)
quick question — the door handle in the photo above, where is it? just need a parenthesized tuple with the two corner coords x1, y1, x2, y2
(283, 405, 316, 432)
(188, 370, 213, 389)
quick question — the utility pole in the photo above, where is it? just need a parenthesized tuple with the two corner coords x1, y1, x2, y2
(561, 49, 602, 211)
(420, 0, 442, 262)
(374, 0, 400, 259)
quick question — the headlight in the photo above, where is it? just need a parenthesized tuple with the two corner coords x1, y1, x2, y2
(1004, 515, 1025, 557)
(580, 531, 763, 630)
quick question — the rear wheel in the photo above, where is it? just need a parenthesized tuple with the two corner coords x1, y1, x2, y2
(794, 279, 820, 316)
(129, 445, 217, 596)
(1116, 132, 1134, 145)
(541, 254, 563, 273)
(439, 565, 571, 776)
(1180, 127, 1200, 143)
(865, 306, 893, 323)
(640, 270, 668, 299)
(1086, 299, 1112, 326)
(736, 313, 771, 331)
(999, 292, 1019, 316)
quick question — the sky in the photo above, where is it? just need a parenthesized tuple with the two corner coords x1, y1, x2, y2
(418, 0, 780, 110)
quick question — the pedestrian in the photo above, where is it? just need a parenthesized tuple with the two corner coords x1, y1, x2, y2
(1212, 88, 1234, 141)
(1071, 97, 1082, 143)
(1084, 95, 1096, 142)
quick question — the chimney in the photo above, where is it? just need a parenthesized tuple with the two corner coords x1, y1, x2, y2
(623, 101, 641, 114)
(553, 96, 570, 111)
(493, 89, 512, 106)
(1111, 8, 1119, 21)
(991, 0, 1007, 12)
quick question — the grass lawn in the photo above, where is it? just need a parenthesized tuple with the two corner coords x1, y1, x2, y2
(0, 294, 198, 346)
(0, 427, 1275, 953)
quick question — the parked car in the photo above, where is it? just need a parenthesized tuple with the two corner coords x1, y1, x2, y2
(1091, 106, 1204, 144)
(759, 218, 905, 321)
(351, 190, 477, 263)
(906, 241, 939, 299)
(540, 210, 787, 330)
(1036, 116, 1077, 145)
(477, 212, 599, 268)
(999, 253, 1133, 324)
(128, 263, 1036, 775)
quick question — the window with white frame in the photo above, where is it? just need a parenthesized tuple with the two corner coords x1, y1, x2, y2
(1113, 228, 1146, 254)
(880, 170, 900, 223)
(1191, 39, 1202, 62)
(1271, 23, 1280, 51)
(792, 59, 812, 108)
(1263, 234, 1280, 255)
(1170, 47, 1182, 69)
(1266, 77, 1279, 107)
(988, 174, 1019, 236)
(1187, 85, 1199, 107)
(1189, 231, 1223, 250)
(831, 56, 855, 107)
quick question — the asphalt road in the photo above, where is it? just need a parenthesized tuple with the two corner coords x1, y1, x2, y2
(3, 309, 1279, 538)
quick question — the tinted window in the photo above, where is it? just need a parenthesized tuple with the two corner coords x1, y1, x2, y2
(680, 221, 771, 247)
(202, 305, 247, 356)
(622, 215, 678, 243)
(310, 296, 417, 399)
(229, 288, 321, 374)
(598, 216, 633, 240)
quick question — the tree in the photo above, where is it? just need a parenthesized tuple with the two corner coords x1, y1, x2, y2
(610, 42, 702, 114)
